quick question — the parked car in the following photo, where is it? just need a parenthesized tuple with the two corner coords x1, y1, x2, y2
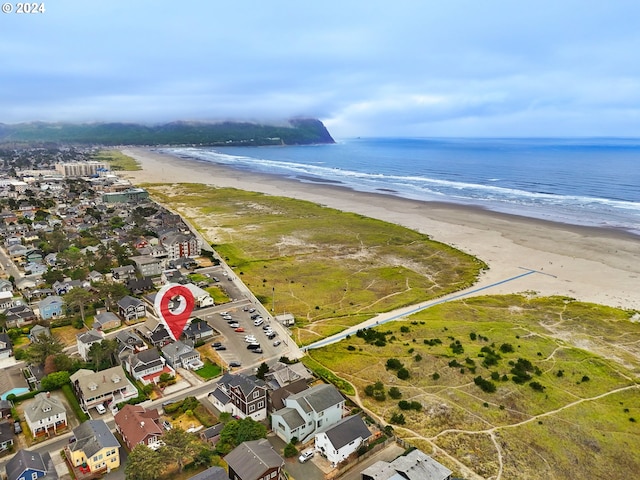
(273, 340, 281, 347)
(162, 420, 172, 431)
(267, 332, 276, 339)
(211, 342, 222, 348)
(234, 327, 245, 332)
(299, 449, 314, 463)
(219, 311, 229, 316)
(251, 348, 263, 354)
(229, 322, 240, 328)
(247, 343, 261, 350)
(214, 345, 227, 351)
(13, 420, 22, 434)
(96, 404, 107, 414)
(253, 318, 264, 326)
(244, 335, 257, 342)
(249, 308, 256, 313)
(213, 277, 220, 282)
(229, 361, 241, 368)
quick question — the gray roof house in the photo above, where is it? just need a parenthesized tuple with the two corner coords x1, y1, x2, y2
(208, 372, 268, 421)
(5, 449, 57, 480)
(160, 340, 202, 370)
(271, 383, 345, 444)
(24, 392, 67, 438)
(66, 419, 121, 475)
(70, 366, 138, 411)
(360, 448, 452, 480)
(187, 466, 226, 480)
(225, 439, 284, 480)
(314, 414, 371, 466)
(124, 349, 173, 385)
(0, 421, 14, 452)
(76, 329, 104, 361)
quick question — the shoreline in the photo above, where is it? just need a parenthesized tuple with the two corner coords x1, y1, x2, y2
(121, 147, 640, 311)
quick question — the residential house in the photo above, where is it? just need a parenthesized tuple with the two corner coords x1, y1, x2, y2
(161, 269, 187, 284)
(76, 329, 104, 361)
(117, 295, 146, 322)
(0, 291, 14, 310)
(199, 423, 224, 446)
(93, 311, 121, 331)
(360, 448, 452, 480)
(8, 244, 28, 261)
(0, 399, 12, 418)
(187, 467, 226, 480)
(124, 349, 174, 385)
(44, 253, 57, 267)
(135, 317, 172, 347)
(225, 439, 284, 480)
(183, 319, 214, 342)
(130, 255, 164, 277)
(23, 392, 67, 438)
(183, 283, 214, 308)
(111, 265, 136, 283)
(126, 277, 154, 294)
(265, 361, 314, 390)
(52, 279, 85, 296)
(37, 295, 64, 320)
(29, 325, 51, 342)
(208, 372, 267, 421)
(271, 383, 345, 444)
(66, 420, 121, 475)
(87, 270, 104, 283)
(0, 279, 13, 293)
(314, 415, 371, 466)
(70, 366, 138, 412)
(0, 333, 12, 360)
(159, 231, 200, 260)
(268, 378, 309, 413)
(0, 421, 14, 452)
(5, 449, 57, 480)
(114, 329, 147, 360)
(160, 340, 202, 370)
(114, 404, 164, 451)
(5, 304, 37, 328)
(24, 262, 47, 276)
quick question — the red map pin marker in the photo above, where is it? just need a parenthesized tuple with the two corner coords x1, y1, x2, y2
(155, 283, 195, 341)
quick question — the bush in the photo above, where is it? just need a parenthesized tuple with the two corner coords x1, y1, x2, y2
(283, 442, 298, 458)
(397, 368, 410, 380)
(390, 412, 406, 425)
(388, 387, 402, 399)
(385, 358, 403, 371)
(474, 376, 497, 393)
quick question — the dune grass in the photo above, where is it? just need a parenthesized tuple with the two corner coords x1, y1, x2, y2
(308, 295, 640, 479)
(93, 149, 141, 170)
(145, 183, 486, 341)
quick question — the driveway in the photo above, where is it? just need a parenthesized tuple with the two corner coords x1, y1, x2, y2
(267, 434, 325, 480)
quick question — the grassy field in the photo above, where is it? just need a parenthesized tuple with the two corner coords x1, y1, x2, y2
(308, 295, 640, 479)
(93, 149, 141, 170)
(145, 183, 486, 344)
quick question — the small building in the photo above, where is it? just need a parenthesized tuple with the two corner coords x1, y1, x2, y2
(225, 439, 284, 480)
(114, 404, 164, 451)
(135, 317, 172, 347)
(160, 340, 202, 370)
(93, 311, 122, 331)
(208, 372, 267, 422)
(66, 420, 121, 475)
(187, 467, 226, 480)
(0, 421, 14, 452)
(102, 188, 149, 204)
(5, 449, 57, 480)
(360, 448, 452, 480)
(130, 255, 164, 277)
(124, 349, 174, 385)
(0, 333, 12, 360)
(183, 319, 214, 342)
(23, 392, 67, 438)
(183, 283, 214, 308)
(76, 329, 104, 361)
(199, 423, 224, 446)
(117, 295, 147, 322)
(314, 415, 371, 466)
(37, 295, 65, 320)
(271, 383, 345, 444)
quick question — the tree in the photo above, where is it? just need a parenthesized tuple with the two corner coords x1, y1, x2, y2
(216, 417, 267, 455)
(26, 333, 64, 365)
(125, 444, 164, 480)
(255, 362, 269, 380)
(40, 371, 70, 391)
(159, 427, 200, 472)
(88, 338, 118, 370)
(63, 288, 95, 324)
(94, 281, 129, 311)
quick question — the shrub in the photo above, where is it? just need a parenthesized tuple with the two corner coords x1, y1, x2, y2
(388, 387, 402, 399)
(390, 412, 406, 425)
(529, 381, 545, 392)
(474, 376, 497, 393)
(386, 358, 403, 371)
(284, 442, 298, 457)
(397, 368, 410, 380)
(432, 372, 440, 381)
(499, 343, 515, 353)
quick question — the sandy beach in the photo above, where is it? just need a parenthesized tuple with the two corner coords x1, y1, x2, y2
(121, 147, 640, 311)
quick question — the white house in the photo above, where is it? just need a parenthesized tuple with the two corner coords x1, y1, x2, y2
(314, 415, 371, 466)
(23, 392, 68, 438)
(183, 283, 214, 308)
(76, 329, 104, 361)
(271, 383, 345, 443)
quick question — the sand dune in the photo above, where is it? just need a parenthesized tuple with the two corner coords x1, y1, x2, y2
(121, 147, 640, 311)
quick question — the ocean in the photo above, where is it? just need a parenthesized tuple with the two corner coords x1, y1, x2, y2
(161, 137, 640, 236)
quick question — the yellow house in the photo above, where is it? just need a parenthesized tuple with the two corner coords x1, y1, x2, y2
(67, 420, 121, 474)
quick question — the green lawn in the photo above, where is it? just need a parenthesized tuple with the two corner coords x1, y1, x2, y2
(195, 360, 222, 379)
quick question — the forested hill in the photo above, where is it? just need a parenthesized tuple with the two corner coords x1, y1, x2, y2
(0, 118, 335, 146)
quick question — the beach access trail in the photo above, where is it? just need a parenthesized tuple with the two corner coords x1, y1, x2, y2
(122, 147, 640, 312)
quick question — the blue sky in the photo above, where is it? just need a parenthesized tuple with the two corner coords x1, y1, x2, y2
(2, 1, 639, 137)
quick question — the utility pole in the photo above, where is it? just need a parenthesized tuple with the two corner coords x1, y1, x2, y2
(272, 286, 275, 313)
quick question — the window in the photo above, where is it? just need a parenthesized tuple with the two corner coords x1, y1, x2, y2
(258, 400, 264, 408)
(32, 473, 38, 480)
(253, 391, 260, 399)
(249, 404, 255, 412)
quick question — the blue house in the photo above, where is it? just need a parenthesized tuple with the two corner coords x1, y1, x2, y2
(37, 295, 65, 320)
(6, 449, 58, 480)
